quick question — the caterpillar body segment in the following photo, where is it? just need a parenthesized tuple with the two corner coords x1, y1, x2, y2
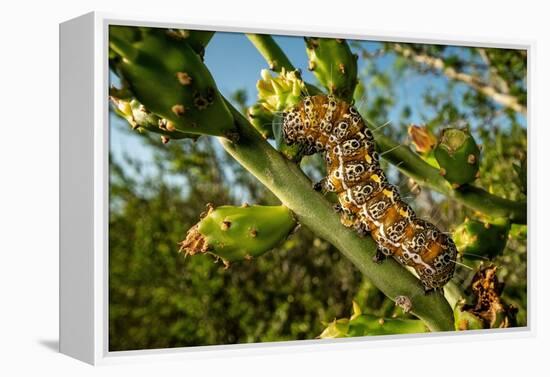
(282, 95, 457, 290)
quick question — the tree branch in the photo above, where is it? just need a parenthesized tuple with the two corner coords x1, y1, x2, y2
(389, 43, 526, 115)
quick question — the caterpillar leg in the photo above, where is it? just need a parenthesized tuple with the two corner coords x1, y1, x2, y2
(340, 214, 356, 228)
(313, 177, 335, 193)
(423, 286, 443, 296)
(353, 221, 370, 237)
(372, 247, 388, 264)
(313, 178, 326, 192)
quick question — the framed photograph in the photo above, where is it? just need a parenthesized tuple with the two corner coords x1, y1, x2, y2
(60, 12, 531, 365)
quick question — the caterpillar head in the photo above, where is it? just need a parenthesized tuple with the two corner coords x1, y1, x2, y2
(418, 235, 458, 290)
(282, 108, 304, 145)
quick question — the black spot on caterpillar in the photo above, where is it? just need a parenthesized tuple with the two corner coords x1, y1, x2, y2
(282, 95, 457, 291)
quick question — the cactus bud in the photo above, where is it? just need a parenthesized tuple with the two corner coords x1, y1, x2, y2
(179, 204, 296, 266)
(256, 68, 304, 113)
(434, 128, 481, 187)
(408, 125, 437, 154)
(247, 103, 275, 139)
(452, 218, 510, 260)
(408, 124, 440, 168)
(304, 37, 357, 102)
(109, 26, 235, 138)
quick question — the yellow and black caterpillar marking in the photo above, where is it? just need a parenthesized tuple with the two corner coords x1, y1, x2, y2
(282, 95, 457, 291)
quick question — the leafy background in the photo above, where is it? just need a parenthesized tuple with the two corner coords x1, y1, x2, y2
(109, 32, 527, 351)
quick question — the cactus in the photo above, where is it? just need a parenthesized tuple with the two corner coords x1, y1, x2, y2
(166, 29, 214, 59)
(109, 26, 235, 138)
(110, 27, 528, 335)
(452, 218, 510, 260)
(247, 103, 274, 139)
(434, 128, 481, 187)
(179, 204, 296, 267)
(305, 37, 358, 102)
(319, 301, 427, 338)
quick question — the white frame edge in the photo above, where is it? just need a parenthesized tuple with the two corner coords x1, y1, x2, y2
(59, 11, 535, 365)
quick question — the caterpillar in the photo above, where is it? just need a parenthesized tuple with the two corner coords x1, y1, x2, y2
(282, 95, 457, 291)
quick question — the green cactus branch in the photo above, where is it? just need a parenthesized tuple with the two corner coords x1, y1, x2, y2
(219, 102, 454, 332)
(247, 36, 527, 224)
(246, 34, 295, 73)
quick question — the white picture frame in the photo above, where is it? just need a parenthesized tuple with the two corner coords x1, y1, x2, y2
(59, 11, 534, 365)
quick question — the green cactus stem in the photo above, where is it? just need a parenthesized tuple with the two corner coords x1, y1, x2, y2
(305, 37, 358, 102)
(246, 34, 295, 73)
(179, 204, 296, 267)
(454, 265, 517, 330)
(110, 95, 198, 142)
(319, 301, 427, 338)
(434, 128, 481, 187)
(247, 103, 275, 139)
(453, 218, 511, 261)
(109, 26, 235, 139)
(166, 29, 214, 59)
